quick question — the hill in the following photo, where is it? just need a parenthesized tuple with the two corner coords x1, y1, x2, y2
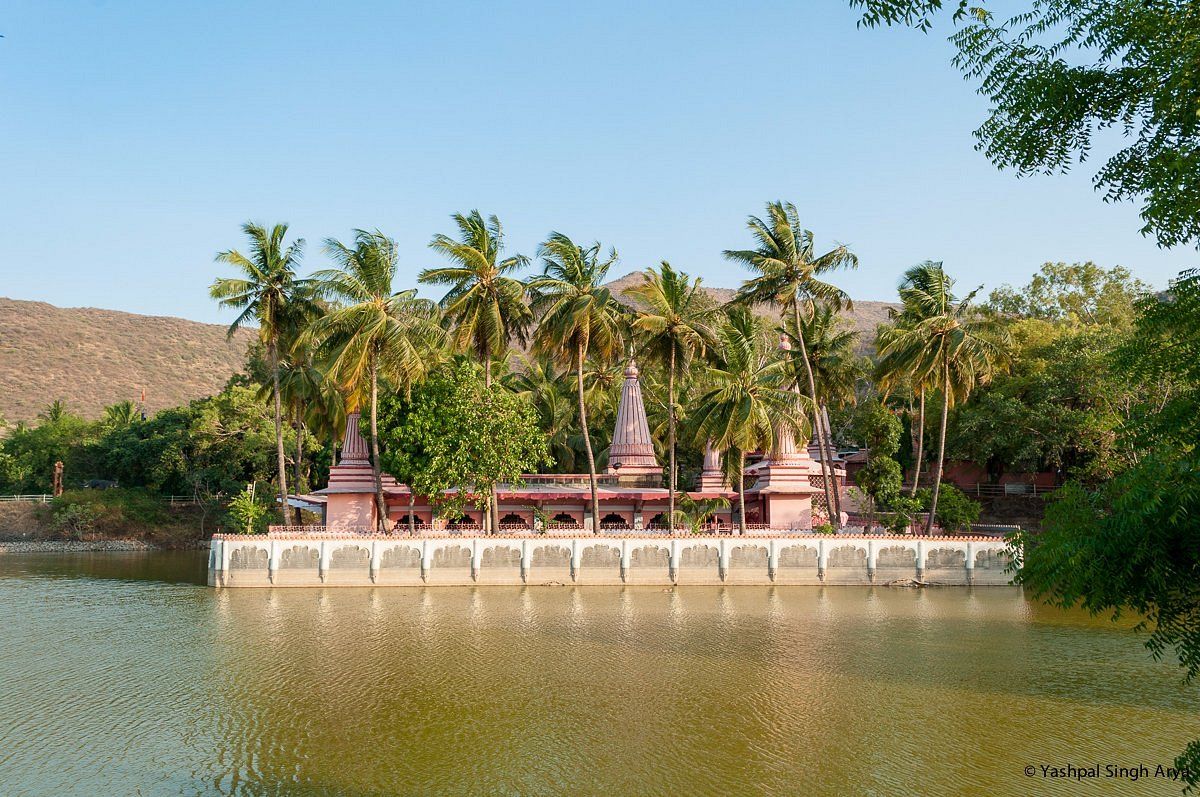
(0, 277, 895, 425)
(604, 271, 897, 352)
(0, 297, 253, 424)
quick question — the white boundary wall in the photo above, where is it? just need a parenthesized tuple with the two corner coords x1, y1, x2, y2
(208, 533, 1017, 587)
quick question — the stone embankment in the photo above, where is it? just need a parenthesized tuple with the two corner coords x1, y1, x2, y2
(0, 539, 159, 554)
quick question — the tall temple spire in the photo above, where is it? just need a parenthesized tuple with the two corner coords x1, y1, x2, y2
(606, 358, 661, 483)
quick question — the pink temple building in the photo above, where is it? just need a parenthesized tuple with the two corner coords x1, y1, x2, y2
(315, 360, 845, 534)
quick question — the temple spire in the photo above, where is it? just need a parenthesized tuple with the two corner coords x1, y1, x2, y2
(606, 358, 661, 482)
(339, 411, 371, 466)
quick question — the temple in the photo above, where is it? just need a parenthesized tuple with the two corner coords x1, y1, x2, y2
(313, 359, 845, 534)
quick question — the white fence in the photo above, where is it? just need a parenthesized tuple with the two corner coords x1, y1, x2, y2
(0, 494, 199, 505)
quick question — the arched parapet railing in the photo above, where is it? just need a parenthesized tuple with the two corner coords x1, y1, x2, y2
(971, 543, 1016, 585)
(823, 542, 871, 585)
(924, 545, 968, 584)
(627, 543, 671, 582)
(475, 542, 522, 584)
(873, 543, 918, 584)
(374, 543, 422, 584)
(228, 545, 268, 570)
(223, 543, 270, 587)
(525, 542, 572, 584)
(672, 541, 719, 584)
(772, 542, 820, 584)
(424, 542, 473, 584)
(723, 543, 769, 584)
(379, 544, 422, 569)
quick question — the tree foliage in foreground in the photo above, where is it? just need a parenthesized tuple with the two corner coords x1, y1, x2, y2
(1016, 269, 1200, 790)
(853, 0, 1200, 249)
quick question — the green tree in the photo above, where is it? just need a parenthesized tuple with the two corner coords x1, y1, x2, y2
(848, 399, 904, 531)
(379, 362, 550, 532)
(852, 1, 1200, 249)
(623, 262, 717, 534)
(988, 261, 1150, 328)
(528, 233, 626, 533)
(688, 307, 806, 534)
(309, 229, 446, 531)
(102, 401, 140, 429)
(726, 201, 857, 523)
(210, 222, 312, 520)
(876, 262, 1010, 534)
(226, 482, 271, 535)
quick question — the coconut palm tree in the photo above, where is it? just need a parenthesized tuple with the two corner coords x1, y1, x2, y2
(504, 355, 580, 472)
(875, 305, 938, 497)
(623, 262, 717, 532)
(782, 301, 864, 519)
(725, 201, 857, 526)
(102, 400, 140, 429)
(688, 307, 807, 534)
(420, 211, 531, 389)
(308, 229, 446, 532)
(211, 222, 313, 520)
(876, 262, 1010, 534)
(528, 233, 626, 533)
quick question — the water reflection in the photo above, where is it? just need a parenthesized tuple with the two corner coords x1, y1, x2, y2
(0, 554, 1195, 797)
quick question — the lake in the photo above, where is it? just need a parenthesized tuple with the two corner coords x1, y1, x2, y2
(0, 551, 1195, 796)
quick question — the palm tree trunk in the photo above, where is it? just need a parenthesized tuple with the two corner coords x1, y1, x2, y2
(925, 363, 950, 536)
(668, 343, 676, 534)
(576, 342, 600, 534)
(483, 358, 498, 535)
(293, 405, 304, 524)
(737, 451, 746, 535)
(408, 493, 415, 535)
(369, 355, 389, 534)
(269, 341, 289, 524)
(792, 302, 837, 525)
(910, 387, 925, 496)
(821, 404, 843, 520)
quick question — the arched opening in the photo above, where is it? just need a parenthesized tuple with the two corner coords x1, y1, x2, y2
(551, 513, 579, 527)
(499, 513, 527, 529)
(447, 515, 479, 530)
(647, 513, 669, 529)
(394, 514, 421, 528)
(600, 513, 628, 530)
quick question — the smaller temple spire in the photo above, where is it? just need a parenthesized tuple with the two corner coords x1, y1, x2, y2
(697, 439, 726, 491)
(339, 412, 371, 466)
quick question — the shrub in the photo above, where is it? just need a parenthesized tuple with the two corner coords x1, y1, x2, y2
(224, 483, 271, 535)
(882, 496, 925, 534)
(47, 487, 169, 538)
(51, 502, 100, 540)
(934, 484, 982, 532)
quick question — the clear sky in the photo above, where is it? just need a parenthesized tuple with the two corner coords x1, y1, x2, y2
(0, 0, 1193, 325)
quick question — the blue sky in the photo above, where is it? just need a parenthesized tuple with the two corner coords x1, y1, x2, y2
(0, 0, 1192, 325)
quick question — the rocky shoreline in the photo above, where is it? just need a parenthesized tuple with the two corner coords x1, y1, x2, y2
(0, 538, 205, 554)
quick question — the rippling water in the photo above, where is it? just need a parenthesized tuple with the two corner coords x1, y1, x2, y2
(0, 551, 1195, 796)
